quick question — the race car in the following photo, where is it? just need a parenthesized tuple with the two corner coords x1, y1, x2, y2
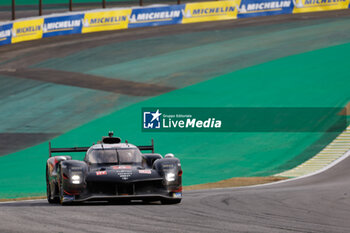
(46, 132, 182, 205)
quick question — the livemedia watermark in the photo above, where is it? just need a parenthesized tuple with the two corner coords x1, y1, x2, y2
(142, 107, 347, 132)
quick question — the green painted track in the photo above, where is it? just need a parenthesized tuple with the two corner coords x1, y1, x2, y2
(0, 75, 146, 134)
(34, 18, 350, 88)
(1, 41, 350, 198)
(1, 14, 350, 198)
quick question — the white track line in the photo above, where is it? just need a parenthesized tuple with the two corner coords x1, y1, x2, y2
(0, 199, 45, 204)
(187, 148, 350, 193)
(237, 148, 350, 189)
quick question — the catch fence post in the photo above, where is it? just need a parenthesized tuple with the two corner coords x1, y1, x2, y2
(12, 0, 15, 20)
(39, 0, 42, 16)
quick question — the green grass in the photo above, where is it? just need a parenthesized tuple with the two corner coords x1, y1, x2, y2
(1, 42, 350, 198)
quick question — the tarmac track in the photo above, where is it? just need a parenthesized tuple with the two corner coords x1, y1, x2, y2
(0, 151, 349, 233)
(1, 10, 350, 233)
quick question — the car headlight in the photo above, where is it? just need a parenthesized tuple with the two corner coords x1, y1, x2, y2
(71, 175, 81, 184)
(165, 173, 175, 182)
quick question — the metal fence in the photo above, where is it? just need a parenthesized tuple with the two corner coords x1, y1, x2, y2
(5, 0, 191, 20)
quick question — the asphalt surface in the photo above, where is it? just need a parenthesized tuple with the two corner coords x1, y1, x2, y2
(0, 152, 349, 233)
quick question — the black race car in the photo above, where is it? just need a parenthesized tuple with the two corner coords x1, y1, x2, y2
(46, 132, 182, 205)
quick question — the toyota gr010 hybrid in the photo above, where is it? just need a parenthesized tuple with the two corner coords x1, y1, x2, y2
(46, 132, 182, 205)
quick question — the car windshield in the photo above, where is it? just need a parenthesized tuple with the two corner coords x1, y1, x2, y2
(86, 148, 142, 165)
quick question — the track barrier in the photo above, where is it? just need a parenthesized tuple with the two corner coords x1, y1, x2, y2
(0, 0, 349, 46)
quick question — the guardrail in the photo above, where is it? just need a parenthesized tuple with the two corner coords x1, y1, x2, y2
(1, 0, 349, 46)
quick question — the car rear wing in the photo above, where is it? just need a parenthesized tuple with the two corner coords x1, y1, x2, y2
(49, 139, 154, 157)
(137, 139, 154, 153)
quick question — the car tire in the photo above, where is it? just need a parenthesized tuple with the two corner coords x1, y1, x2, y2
(58, 165, 68, 206)
(46, 165, 59, 204)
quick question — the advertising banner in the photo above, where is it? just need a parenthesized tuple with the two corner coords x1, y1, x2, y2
(82, 9, 131, 33)
(11, 18, 43, 43)
(0, 23, 12, 46)
(129, 5, 185, 28)
(43, 14, 84, 38)
(182, 0, 240, 24)
(293, 0, 349, 13)
(238, 0, 293, 17)
(1, 0, 349, 47)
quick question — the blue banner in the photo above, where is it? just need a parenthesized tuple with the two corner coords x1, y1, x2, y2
(0, 23, 12, 46)
(238, 0, 293, 18)
(43, 14, 84, 38)
(129, 5, 185, 28)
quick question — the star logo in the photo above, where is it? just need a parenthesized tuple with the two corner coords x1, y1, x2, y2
(150, 109, 162, 123)
(143, 109, 162, 129)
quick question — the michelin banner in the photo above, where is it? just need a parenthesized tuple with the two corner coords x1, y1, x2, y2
(238, 0, 293, 17)
(293, 0, 349, 13)
(0, 23, 12, 46)
(129, 5, 185, 28)
(82, 9, 131, 33)
(1, 0, 350, 47)
(11, 18, 43, 44)
(182, 0, 240, 24)
(43, 14, 84, 38)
